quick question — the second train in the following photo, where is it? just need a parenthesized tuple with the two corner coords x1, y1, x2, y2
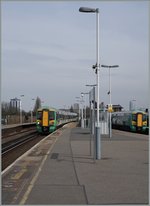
(111, 111, 149, 134)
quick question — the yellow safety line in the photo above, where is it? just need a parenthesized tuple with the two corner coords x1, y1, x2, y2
(11, 168, 27, 180)
(19, 137, 58, 205)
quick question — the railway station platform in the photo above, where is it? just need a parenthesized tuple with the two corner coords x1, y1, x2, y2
(2, 122, 149, 205)
(2, 122, 35, 130)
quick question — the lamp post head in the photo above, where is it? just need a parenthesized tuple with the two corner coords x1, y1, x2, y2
(86, 84, 97, 87)
(101, 65, 119, 68)
(81, 93, 84, 97)
(110, 65, 119, 68)
(79, 7, 99, 13)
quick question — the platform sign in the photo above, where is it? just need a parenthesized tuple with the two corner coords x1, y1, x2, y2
(108, 104, 113, 112)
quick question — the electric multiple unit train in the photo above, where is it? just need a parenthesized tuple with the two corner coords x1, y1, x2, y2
(36, 107, 77, 134)
(111, 111, 149, 134)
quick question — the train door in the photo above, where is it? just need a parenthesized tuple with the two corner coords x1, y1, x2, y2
(137, 113, 143, 127)
(42, 110, 49, 127)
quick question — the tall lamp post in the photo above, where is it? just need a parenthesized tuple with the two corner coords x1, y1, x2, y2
(79, 7, 101, 159)
(81, 93, 84, 128)
(76, 96, 84, 128)
(75, 97, 81, 121)
(86, 84, 97, 134)
(20, 95, 24, 124)
(86, 84, 97, 159)
(81, 92, 89, 128)
(31, 98, 35, 123)
(101, 65, 119, 138)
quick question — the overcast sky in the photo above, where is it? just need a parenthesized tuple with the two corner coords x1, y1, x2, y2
(1, 1, 149, 112)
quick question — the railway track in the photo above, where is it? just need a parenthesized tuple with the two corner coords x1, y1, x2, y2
(2, 131, 39, 154)
(2, 128, 46, 171)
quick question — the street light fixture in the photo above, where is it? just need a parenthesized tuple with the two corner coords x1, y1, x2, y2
(101, 65, 119, 68)
(101, 64, 119, 138)
(86, 84, 97, 87)
(79, 7, 98, 13)
(79, 6, 101, 159)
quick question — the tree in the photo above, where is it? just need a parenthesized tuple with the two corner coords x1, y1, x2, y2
(33, 97, 42, 113)
(2, 102, 10, 117)
(70, 105, 74, 112)
(1, 101, 20, 117)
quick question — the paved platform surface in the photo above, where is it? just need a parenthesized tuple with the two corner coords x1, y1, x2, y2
(2, 123, 149, 205)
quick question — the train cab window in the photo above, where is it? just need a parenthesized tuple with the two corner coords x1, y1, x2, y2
(49, 111, 55, 120)
(56, 113, 60, 120)
(143, 114, 147, 121)
(37, 111, 42, 120)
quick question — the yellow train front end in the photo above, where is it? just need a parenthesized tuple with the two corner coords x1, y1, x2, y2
(132, 111, 148, 133)
(36, 108, 57, 134)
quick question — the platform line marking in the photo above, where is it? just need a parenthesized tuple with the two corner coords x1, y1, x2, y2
(11, 168, 27, 180)
(19, 136, 58, 205)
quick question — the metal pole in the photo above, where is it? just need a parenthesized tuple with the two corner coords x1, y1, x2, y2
(31, 98, 35, 123)
(75, 97, 81, 122)
(79, 7, 101, 159)
(95, 9, 101, 159)
(81, 94, 84, 128)
(109, 67, 112, 138)
(85, 95, 86, 128)
(86, 85, 96, 158)
(20, 95, 24, 124)
(31, 110, 33, 123)
(20, 100, 22, 124)
(81, 92, 89, 128)
(89, 96, 92, 156)
(93, 86, 96, 161)
(78, 104, 80, 121)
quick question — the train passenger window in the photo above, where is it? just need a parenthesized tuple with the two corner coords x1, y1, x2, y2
(37, 111, 42, 120)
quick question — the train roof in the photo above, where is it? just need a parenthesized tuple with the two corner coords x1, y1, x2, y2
(132, 110, 147, 114)
(112, 110, 147, 115)
(37, 107, 77, 116)
(57, 110, 77, 116)
(37, 107, 56, 112)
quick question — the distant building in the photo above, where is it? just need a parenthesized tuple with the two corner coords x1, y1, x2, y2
(10, 97, 20, 111)
(129, 100, 136, 111)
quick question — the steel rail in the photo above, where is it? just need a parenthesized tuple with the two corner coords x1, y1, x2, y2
(2, 131, 38, 155)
